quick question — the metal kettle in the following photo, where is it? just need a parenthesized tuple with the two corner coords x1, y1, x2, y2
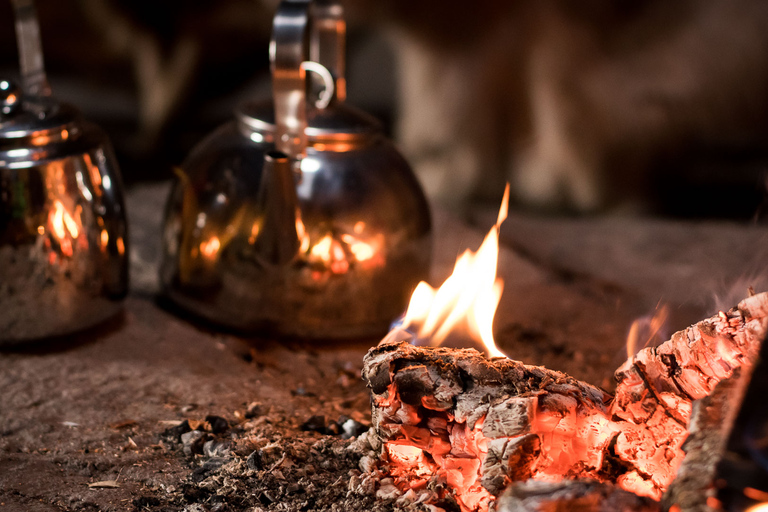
(0, 0, 128, 344)
(161, 0, 432, 339)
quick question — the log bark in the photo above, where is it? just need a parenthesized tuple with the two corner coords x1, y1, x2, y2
(496, 480, 661, 512)
(661, 373, 746, 511)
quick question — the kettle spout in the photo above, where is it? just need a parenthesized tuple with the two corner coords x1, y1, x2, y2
(253, 151, 301, 266)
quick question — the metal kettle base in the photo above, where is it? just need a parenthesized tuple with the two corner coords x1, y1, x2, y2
(0, 244, 123, 345)
(161, 239, 431, 340)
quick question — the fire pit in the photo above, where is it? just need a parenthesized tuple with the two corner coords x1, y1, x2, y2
(1, 183, 768, 511)
(351, 189, 768, 511)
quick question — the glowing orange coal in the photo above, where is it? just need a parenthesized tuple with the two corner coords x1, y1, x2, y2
(402, 185, 510, 358)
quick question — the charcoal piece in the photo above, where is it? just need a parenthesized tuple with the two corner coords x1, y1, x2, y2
(481, 434, 541, 494)
(181, 430, 209, 456)
(161, 420, 191, 442)
(205, 415, 229, 434)
(191, 457, 230, 482)
(203, 439, 231, 458)
(300, 415, 328, 434)
(209, 496, 228, 512)
(292, 386, 316, 397)
(246, 450, 263, 471)
(496, 480, 661, 512)
(132, 496, 162, 509)
(482, 397, 536, 439)
(393, 364, 440, 407)
(245, 402, 264, 418)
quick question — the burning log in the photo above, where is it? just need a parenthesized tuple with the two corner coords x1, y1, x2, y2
(610, 291, 768, 499)
(361, 292, 768, 511)
(496, 480, 661, 512)
(662, 373, 745, 510)
(362, 331, 614, 511)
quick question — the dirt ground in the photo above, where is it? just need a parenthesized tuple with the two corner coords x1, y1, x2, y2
(1, 184, 767, 511)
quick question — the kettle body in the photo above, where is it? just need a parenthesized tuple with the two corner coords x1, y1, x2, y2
(161, 0, 431, 339)
(0, 99, 129, 343)
(0, 0, 128, 344)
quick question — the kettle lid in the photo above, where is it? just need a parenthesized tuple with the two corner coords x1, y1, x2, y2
(236, 99, 382, 143)
(1, 1, 80, 145)
(0, 80, 79, 143)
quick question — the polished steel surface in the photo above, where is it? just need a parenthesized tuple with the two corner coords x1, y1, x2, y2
(0, 0, 128, 344)
(310, 0, 346, 102)
(236, 100, 381, 141)
(253, 151, 301, 265)
(12, 0, 51, 97)
(271, 0, 311, 161)
(1, 80, 22, 116)
(162, 0, 431, 339)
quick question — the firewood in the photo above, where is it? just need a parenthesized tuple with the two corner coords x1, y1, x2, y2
(496, 480, 661, 512)
(361, 293, 768, 511)
(610, 292, 768, 499)
(661, 374, 746, 511)
(362, 329, 614, 511)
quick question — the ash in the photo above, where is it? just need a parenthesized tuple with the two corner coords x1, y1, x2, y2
(158, 409, 399, 512)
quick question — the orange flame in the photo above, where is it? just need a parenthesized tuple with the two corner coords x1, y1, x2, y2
(626, 303, 669, 359)
(403, 185, 510, 358)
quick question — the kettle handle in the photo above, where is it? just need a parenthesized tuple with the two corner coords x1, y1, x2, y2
(11, 0, 51, 97)
(271, 0, 346, 160)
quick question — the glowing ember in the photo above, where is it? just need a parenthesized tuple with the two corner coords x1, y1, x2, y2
(403, 185, 510, 358)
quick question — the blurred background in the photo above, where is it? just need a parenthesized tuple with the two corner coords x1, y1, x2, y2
(3, 0, 768, 219)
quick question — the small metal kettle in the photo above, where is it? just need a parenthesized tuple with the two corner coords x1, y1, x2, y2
(161, 0, 432, 339)
(0, 0, 128, 344)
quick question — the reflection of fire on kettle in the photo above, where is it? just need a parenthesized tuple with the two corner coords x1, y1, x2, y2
(160, 0, 431, 340)
(173, 157, 386, 280)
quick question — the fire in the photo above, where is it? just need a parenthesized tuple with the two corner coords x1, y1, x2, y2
(403, 185, 510, 358)
(625, 303, 669, 359)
